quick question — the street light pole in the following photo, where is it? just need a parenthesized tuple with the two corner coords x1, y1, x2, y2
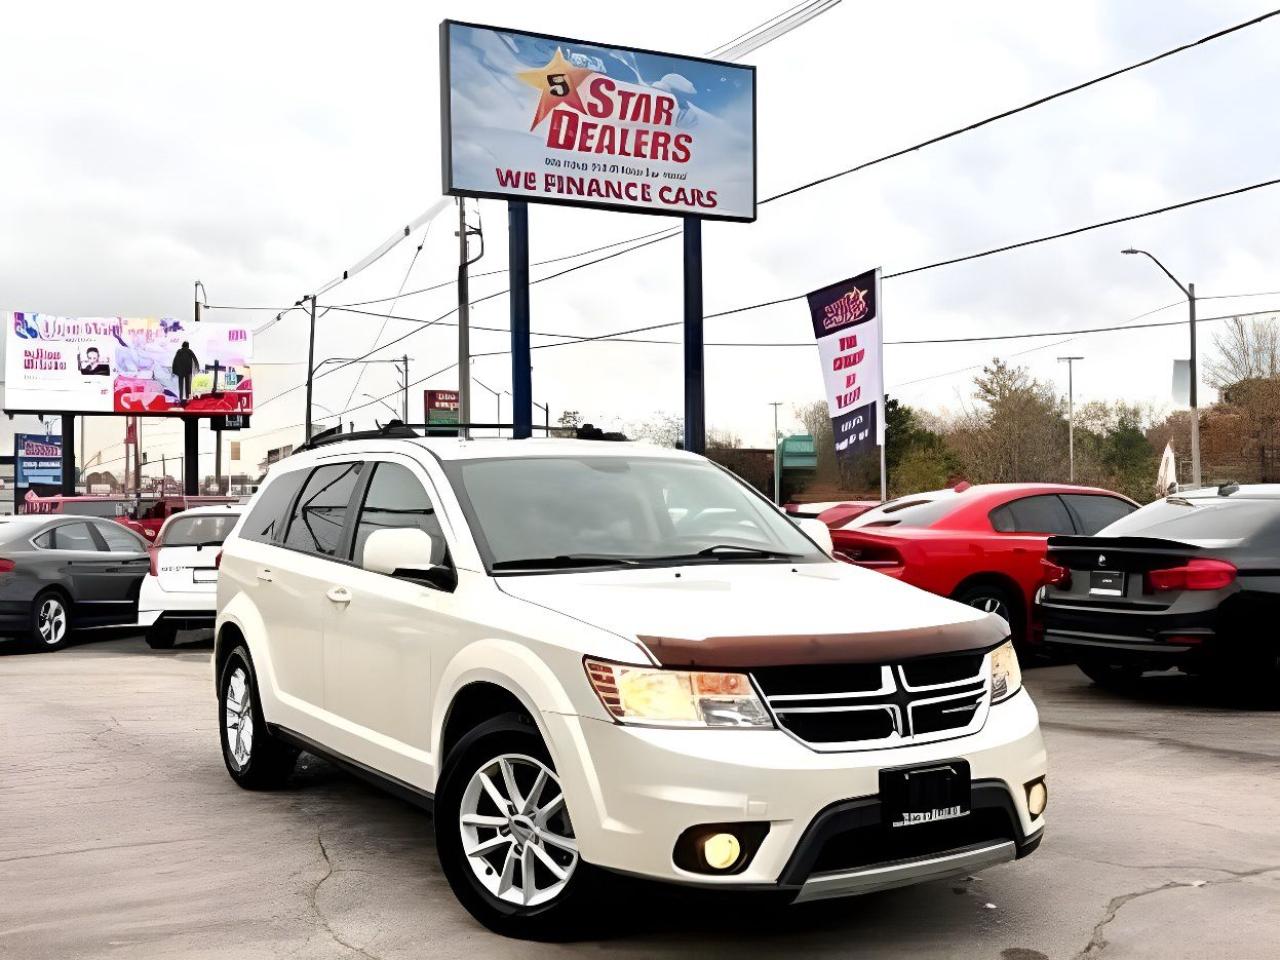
(303, 294, 317, 442)
(1058, 356, 1083, 483)
(769, 401, 783, 504)
(1122, 248, 1200, 487)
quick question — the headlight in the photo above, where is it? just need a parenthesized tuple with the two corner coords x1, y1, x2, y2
(989, 640, 1022, 703)
(584, 658, 773, 728)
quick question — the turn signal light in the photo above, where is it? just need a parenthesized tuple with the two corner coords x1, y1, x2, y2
(1145, 558, 1236, 592)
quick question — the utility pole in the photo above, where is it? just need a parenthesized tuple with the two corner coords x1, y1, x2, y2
(401, 354, 410, 422)
(303, 294, 317, 442)
(1058, 356, 1083, 482)
(194, 280, 206, 324)
(1122, 248, 1200, 487)
(769, 401, 783, 504)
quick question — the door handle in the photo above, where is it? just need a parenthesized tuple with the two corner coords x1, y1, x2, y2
(256, 568, 274, 583)
(326, 586, 352, 604)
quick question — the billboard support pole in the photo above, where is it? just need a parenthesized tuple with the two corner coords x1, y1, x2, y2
(682, 217, 705, 454)
(183, 417, 198, 496)
(214, 425, 223, 495)
(60, 415, 75, 495)
(457, 199, 472, 439)
(509, 200, 532, 440)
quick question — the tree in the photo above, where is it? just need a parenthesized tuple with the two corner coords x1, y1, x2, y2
(632, 412, 683, 448)
(948, 359, 1067, 483)
(1204, 316, 1280, 388)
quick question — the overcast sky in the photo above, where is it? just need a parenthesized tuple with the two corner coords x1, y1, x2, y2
(3, 0, 1278, 478)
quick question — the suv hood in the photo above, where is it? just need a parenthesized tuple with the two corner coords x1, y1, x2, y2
(497, 561, 1007, 668)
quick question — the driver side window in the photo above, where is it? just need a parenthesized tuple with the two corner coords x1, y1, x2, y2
(351, 462, 446, 568)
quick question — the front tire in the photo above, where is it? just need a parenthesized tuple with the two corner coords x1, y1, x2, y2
(218, 645, 298, 789)
(30, 591, 71, 651)
(435, 716, 602, 940)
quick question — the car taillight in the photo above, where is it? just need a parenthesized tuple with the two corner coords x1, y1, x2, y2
(0, 558, 14, 573)
(214, 549, 223, 569)
(1040, 558, 1071, 588)
(149, 548, 159, 577)
(1145, 558, 1236, 592)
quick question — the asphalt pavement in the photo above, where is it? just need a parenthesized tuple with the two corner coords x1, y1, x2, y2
(1, 632, 1277, 960)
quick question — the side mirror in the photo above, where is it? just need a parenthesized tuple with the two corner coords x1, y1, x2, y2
(362, 527, 441, 578)
(795, 516, 834, 557)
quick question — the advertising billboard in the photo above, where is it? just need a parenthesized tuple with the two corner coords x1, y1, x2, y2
(441, 21, 756, 221)
(4, 312, 253, 415)
(808, 269, 884, 463)
(14, 433, 62, 511)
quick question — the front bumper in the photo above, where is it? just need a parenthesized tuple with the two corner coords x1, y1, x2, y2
(542, 688, 1046, 895)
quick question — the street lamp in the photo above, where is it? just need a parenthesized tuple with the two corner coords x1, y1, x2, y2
(1122, 248, 1200, 487)
(1057, 357, 1083, 483)
(472, 375, 508, 432)
(769, 402, 783, 504)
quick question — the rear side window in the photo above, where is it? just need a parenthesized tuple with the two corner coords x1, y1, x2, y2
(351, 463, 445, 566)
(162, 514, 240, 548)
(990, 495, 1076, 534)
(1062, 494, 1135, 535)
(283, 462, 364, 557)
(53, 522, 101, 551)
(846, 495, 960, 529)
(241, 471, 308, 543)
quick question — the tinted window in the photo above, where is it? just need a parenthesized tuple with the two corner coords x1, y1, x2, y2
(33, 530, 54, 549)
(991, 495, 1075, 534)
(95, 522, 145, 552)
(352, 464, 444, 566)
(1063, 495, 1135, 535)
(1099, 497, 1280, 542)
(162, 514, 240, 548)
(242, 470, 308, 543)
(283, 463, 364, 557)
(54, 522, 101, 551)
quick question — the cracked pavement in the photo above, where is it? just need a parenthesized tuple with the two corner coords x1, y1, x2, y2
(1, 633, 1278, 959)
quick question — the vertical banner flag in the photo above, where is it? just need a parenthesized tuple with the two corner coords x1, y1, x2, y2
(807, 269, 884, 462)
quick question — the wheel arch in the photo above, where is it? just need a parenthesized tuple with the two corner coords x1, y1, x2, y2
(950, 571, 1028, 639)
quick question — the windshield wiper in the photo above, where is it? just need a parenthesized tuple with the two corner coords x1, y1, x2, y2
(491, 554, 642, 571)
(652, 544, 803, 562)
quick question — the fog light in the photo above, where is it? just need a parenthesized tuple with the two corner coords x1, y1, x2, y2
(1026, 778, 1048, 817)
(702, 832, 741, 870)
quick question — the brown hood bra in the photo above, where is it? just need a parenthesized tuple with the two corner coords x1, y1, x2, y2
(638, 615, 1009, 670)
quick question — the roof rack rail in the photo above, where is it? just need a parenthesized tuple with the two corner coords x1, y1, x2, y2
(1217, 481, 1241, 497)
(293, 420, 629, 454)
(297, 419, 419, 452)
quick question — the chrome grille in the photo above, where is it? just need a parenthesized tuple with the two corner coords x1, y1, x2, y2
(751, 653, 990, 751)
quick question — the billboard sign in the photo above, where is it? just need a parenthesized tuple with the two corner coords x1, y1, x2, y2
(4, 312, 253, 415)
(441, 21, 756, 221)
(15, 433, 62, 511)
(425, 389, 460, 425)
(807, 269, 884, 463)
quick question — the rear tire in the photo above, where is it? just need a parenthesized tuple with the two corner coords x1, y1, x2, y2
(218, 645, 298, 789)
(145, 621, 177, 649)
(1079, 659, 1145, 690)
(435, 715, 604, 940)
(29, 591, 72, 651)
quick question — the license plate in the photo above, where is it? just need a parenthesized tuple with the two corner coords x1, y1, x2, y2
(1089, 570, 1125, 596)
(880, 760, 971, 828)
(192, 568, 218, 583)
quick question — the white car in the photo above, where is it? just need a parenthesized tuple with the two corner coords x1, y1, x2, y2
(214, 431, 1047, 939)
(139, 504, 240, 648)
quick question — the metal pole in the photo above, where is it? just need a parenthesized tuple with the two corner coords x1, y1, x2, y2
(457, 199, 472, 438)
(509, 200, 532, 439)
(682, 216, 705, 454)
(1058, 356, 1082, 483)
(183, 417, 198, 496)
(215, 426, 222, 495)
(770, 402, 782, 504)
(402, 355, 410, 422)
(60, 414, 75, 495)
(1189, 282, 1201, 488)
(304, 295, 317, 442)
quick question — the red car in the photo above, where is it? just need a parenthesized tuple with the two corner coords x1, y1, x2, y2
(830, 483, 1138, 645)
(21, 494, 238, 541)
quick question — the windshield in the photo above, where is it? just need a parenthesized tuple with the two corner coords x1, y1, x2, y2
(443, 455, 826, 571)
(1099, 497, 1280, 543)
(161, 513, 240, 547)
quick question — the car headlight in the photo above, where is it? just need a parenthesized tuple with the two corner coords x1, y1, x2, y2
(584, 658, 773, 728)
(989, 640, 1022, 703)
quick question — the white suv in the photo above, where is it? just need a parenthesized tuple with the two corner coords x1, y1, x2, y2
(215, 431, 1047, 939)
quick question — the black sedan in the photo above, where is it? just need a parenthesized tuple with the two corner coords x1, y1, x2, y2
(0, 515, 150, 651)
(1038, 484, 1280, 689)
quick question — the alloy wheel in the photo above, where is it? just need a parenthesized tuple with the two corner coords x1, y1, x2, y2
(458, 753, 578, 907)
(969, 594, 1011, 623)
(38, 598, 67, 646)
(224, 666, 255, 770)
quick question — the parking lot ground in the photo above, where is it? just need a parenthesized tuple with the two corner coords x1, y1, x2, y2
(2, 633, 1278, 960)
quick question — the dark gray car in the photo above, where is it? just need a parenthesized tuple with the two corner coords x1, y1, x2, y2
(0, 515, 150, 651)
(1039, 484, 1280, 689)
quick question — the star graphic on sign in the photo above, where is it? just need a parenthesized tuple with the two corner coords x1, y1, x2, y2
(517, 47, 591, 131)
